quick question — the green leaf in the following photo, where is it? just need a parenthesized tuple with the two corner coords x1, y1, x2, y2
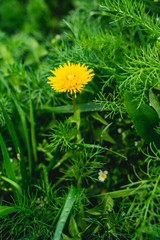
(25, 37, 48, 65)
(62, 234, 75, 240)
(86, 195, 114, 216)
(104, 195, 114, 212)
(86, 206, 102, 216)
(68, 215, 80, 238)
(92, 126, 115, 144)
(95, 188, 142, 198)
(0, 77, 32, 178)
(100, 123, 115, 144)
(149, 89, 160, 119)
(0, 102, 28, 186)
(41, 103, 108, 113)
(124, 91, 160, 148)
(0, 206, 18, 218)
(67, 109, 81, 130)
(0, 133, 16, 182)
(1, 176, 22, 196)
(41, 101, 125, 114)
(90, 112, 108, 125)
(0, 43, 14, 64)
(53, 185, 78, 240)
(0, 103, 19, 155)
(0, 133, 22, 201)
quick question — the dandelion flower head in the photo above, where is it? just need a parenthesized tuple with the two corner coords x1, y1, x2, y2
(98, 170, 108, 182)
(47, 61, 94, 94)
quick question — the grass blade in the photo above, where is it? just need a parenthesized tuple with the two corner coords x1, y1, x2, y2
(41, 102, 125, 114)
(53, 185, 78, 240)
(95, 187, 146, 198)
(1, 176, 22, 196)
(27, 75, 37, 162)
(0, 206, 18, 218)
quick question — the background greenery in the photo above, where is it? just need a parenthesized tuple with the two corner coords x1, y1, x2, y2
(0, 0, 160, 239)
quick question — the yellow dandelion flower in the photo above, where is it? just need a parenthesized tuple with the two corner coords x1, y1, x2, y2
(47, 61, 94, 94)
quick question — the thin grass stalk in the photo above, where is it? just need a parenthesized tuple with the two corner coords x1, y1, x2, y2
(27, 75, 37, 163)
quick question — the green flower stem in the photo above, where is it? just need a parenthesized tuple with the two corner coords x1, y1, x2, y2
(72, 94, 77, 113)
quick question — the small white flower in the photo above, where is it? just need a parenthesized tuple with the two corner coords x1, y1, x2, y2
(134, 141, 138, 146)
(7, 147, 12, 151)
(98, 170, 108, 182)
(55, 34, 60, 40)
(117, 128, 122, 134)
(10, 158, 13, 162)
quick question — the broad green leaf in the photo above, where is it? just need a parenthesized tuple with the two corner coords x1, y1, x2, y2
(124, 91, 160, 148)
(67, 109, 81, 141)
(90, 112, 108, 125)
(53, 185, 78, 240)
(0, 206, 18, 218)
(149, 89, 160, 119)
(86, 206, 102, 216)
(62, 234, 77, 240)
(68, 215, 80, 239)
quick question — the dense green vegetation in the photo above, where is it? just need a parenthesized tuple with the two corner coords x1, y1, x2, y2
(1, 0, 160, 239)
